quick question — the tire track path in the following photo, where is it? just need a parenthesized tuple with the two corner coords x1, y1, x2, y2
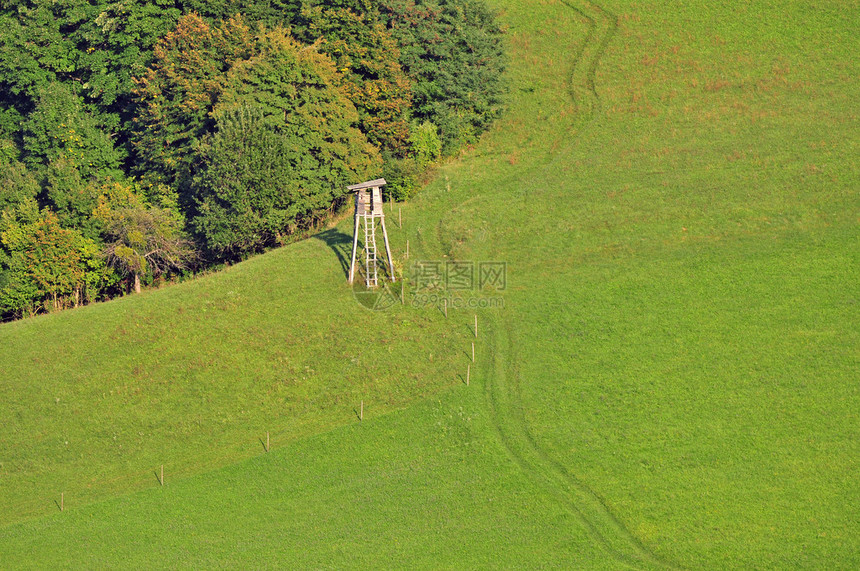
(480, 2, 679, 568)
(484, 310, 675, 569)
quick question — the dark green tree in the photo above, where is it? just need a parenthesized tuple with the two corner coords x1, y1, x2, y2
(381, 0, 506, 154)
(22, 82, 123, 176)
(20, 82, 123, 237)
(0, 140, 40, 213)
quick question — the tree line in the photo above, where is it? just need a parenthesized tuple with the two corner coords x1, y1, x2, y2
(0, 0, 505, 320)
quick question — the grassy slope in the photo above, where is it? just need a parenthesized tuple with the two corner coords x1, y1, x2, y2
(2, 0, 858, 567)
(0, 216, 465, 522)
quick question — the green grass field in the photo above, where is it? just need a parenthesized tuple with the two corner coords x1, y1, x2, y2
(1, 0, 858, 567)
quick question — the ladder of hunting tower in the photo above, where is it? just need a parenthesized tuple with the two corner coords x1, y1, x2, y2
(363, 208, 378, 287)
(348, 178, 396, 287)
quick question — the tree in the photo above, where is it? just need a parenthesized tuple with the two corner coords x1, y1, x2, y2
(131, 13, 257, 192)
(17, 82, 124, 238)
(192, 30, 380, 256)
(409, 120, 442, 167)
(0, 0, 206, 138)
(94, 181, 195, 293)
(0, 140, 40, 214)
(293, 1, 413, 154)
(22, 81, 122, 173)
(0, 0, 143, 145)
(380, 0, 506, 154)
(0, 208, 106, 316)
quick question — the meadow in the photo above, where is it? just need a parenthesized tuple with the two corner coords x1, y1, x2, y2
(1, 0, 857, 567)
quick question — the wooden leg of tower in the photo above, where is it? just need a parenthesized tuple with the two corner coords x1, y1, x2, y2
(380, 216, 396, 283)
(348, 198, 360, 284)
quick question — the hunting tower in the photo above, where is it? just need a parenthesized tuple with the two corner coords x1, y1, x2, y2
(348, 178, 395, 287)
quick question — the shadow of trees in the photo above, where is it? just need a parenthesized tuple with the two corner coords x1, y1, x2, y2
(312, 228, 354, 279)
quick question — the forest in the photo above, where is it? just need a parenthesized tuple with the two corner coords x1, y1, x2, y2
(0, 0, 505, 319)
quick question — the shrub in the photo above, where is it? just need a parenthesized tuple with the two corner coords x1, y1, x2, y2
(409, 121, 442, 168)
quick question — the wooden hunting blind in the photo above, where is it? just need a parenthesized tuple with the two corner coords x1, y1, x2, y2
(348, 178, 395, 287)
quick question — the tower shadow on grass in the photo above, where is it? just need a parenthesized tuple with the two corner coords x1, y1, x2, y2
(313, 228, 354, 280)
